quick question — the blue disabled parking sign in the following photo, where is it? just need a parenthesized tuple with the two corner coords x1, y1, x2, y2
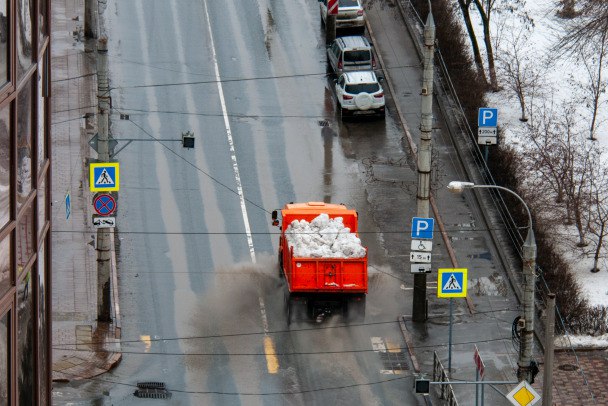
(411, 217, 434, 240)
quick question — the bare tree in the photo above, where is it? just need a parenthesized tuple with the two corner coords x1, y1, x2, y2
(472, 0, 499, 90)
(456, 0, 488, 85)
(555, 0, 608, 141)
(578, 38, 608, 140)
(470, 0, 531, 91)
(586, 150, 608, 272)
(496, 29, 545, 122)
(521, 102, 594, 246)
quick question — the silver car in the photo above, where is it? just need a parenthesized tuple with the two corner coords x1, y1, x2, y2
(327, 35, 376, 74)
(319, 0, 365, 33)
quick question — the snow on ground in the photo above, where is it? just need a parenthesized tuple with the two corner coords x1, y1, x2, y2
(468, 0, 608, 346)
(285, 213, 366, 258)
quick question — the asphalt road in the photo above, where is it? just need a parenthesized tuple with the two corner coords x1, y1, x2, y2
(80, 0, 425, 404)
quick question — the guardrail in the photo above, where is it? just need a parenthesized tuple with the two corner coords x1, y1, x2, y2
(433, 351, 459, 406)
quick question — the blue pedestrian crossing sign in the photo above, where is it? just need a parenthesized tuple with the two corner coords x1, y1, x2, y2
(411, 217, 434, 240)
(437, 268, 468, 298)
(90, 162, 120, 192)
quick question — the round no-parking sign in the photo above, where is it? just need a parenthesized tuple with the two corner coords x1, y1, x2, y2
(93, 194, 116, 216)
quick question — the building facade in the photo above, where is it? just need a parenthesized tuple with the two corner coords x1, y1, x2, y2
(0, 0, 51, 404)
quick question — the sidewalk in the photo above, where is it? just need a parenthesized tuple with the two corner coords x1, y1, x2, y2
(365, 1, 606, 405)
(51, 0, 121, 383)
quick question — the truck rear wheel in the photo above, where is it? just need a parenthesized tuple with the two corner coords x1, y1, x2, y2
(345, 295, 366, 323)
(278, 248, 284, 278)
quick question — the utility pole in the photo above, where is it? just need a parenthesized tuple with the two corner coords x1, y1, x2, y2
(518, 225, 537, 382)
(412, 7, 435, 322)
(96, 37, 111, 322)
(84, 0, 98, 39)
(542, 293, 556, 405)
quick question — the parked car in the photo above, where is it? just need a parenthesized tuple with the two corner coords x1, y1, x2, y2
(327, 35, 376, 74)
(335, 71, 385, 118)
(319, 0, 365, 33)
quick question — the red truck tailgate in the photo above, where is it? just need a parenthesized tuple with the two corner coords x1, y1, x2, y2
(287, 256, 368, 293)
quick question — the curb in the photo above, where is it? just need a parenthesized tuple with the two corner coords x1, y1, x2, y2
(110, 232, 121, 339)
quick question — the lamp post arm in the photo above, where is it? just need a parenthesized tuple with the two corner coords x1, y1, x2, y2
(470, 184, 535, 246)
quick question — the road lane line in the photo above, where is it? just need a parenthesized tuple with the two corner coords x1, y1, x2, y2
(201, 0, 255, 264)
(202, 0, 279, 374)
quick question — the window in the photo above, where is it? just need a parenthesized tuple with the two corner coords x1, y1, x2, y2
(344, 50, 371, 63)
(17, 270, 34, 405)
(37, 176, 46, 237)
(17, 80, 32, 210)
(37, 243, 47, 405)
(345, 83, 380, 94)
(0, 0, 8, 86)
(0, 104, 9, 228)
(16, 203, 34, 272)
(16, 0, 34, 81)
(37, 57, 48, 170)
(39, 0, 47, 44)
(0, 236, 10, 298)
(0, 310, 10, 405)
(37, 58, 47, 171)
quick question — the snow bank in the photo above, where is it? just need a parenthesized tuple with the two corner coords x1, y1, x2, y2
(285, 213, 366, 258)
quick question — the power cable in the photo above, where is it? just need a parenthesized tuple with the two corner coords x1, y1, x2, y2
(53, 309, 517, 348)
(121, 114, 271, 215)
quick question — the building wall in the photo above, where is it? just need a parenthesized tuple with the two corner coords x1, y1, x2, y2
(0, 0, 51, 404)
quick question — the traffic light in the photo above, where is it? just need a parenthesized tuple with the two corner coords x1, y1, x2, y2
(182, 131, 195, 149)
(415, 378, 430, 394)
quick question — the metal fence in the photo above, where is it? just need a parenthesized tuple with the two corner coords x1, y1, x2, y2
(433, 351, 459, 406)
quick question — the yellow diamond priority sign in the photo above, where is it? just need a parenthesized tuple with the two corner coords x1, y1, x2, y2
(506, 381, 540, 406)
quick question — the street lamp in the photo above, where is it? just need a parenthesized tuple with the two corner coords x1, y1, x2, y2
(447, 181, 538, 383)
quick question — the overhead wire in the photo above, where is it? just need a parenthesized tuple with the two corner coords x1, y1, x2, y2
(53, 308, 518, 348)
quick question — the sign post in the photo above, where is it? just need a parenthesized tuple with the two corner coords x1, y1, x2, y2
(437, 268, 468, 375)
(474, 345, 485, 406)
(326, 0, 338, 44)
(478, 108, 498, 162)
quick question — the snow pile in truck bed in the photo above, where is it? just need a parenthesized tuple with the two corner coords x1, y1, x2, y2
(285, 213, 366, 258)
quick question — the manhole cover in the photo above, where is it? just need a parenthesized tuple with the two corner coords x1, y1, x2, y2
(558, 364, 579, 371)
(380, 351, 409, 371)
(134, 382, 170, 399)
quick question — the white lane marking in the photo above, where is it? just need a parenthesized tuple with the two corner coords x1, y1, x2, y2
(371, 336, 387, 352)
(201, 0, 278, 374)
(133, 0, 190, 295)
(201, 0, 256, 264)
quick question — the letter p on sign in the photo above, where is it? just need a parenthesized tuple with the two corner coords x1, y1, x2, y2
(478, 108, 498, 127)
(411, 217, 434, 240)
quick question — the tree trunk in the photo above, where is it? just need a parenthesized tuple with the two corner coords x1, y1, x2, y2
(593, 221, 605, 271)
(483, 22, 498, 90)
(457, 0, 488, 86)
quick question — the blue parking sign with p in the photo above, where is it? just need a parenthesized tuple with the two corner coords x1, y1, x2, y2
(411, 217, 434, 240)
(478, 108, 498, 127)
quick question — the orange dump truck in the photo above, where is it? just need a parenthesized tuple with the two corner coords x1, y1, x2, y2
(272, 202, 368, 322)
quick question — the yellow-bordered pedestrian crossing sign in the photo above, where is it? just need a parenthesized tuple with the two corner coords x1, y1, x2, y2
(90, 162, 120, 192)
(437, 268, 467, 298)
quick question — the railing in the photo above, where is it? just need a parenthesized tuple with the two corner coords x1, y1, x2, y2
(433, 351, 459, 406)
